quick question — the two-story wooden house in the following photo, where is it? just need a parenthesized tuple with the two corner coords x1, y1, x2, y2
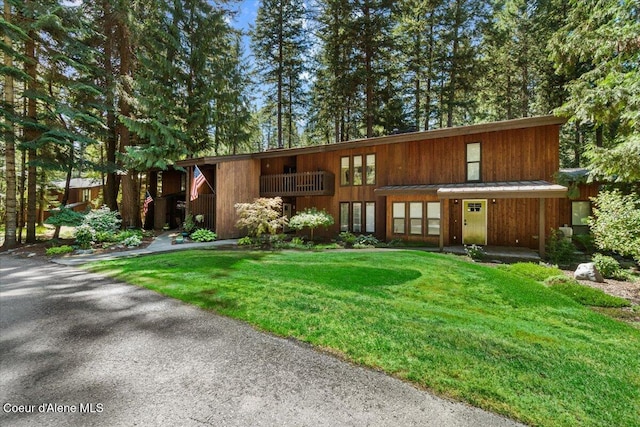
(155, 116, 584, 256)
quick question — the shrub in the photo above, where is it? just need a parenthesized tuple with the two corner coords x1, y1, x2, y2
(235, 197, 288, 241)
(354, 234, 380, 248)
(74, 224, 96, 249)
(499, 262, 564, 282)
(546, 229, 576, 266)
(238, 236, 254, 246)
(337, 231, 357, 247)
(95, 231, 119, 243)
(117, 229, 143, 242)
(589, 190, 640, 263)
(593, 253, 622, 279)
(288, 208, 334, 241)
(45, 245, 74, 256)
(44, 207, 84, 227)
(464, 244, 486, 261)
(191, 229, 217, 242)
(573, 233, 596, 252)
(122, 235, 142, 247)
(84, 206, 121, 234)
(183, 214, 196, 233)
(545, 275, 630, 307)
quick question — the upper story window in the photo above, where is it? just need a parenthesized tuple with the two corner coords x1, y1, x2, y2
(466, 142, 481, 182)
(366, 154, 376, 185)
(353, 155, 363, 185)
(341, 154, 376, 186)
(341, 157, 350, 186)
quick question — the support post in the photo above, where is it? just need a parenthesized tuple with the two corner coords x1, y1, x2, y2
(439, 198, 446, 252)
(539, 198, 546, 258)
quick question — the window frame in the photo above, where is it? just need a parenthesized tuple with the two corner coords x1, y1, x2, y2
(426, 202, 441, 236)
(365, 153, 376, 185)
(339, 202, 350, 231)
(365, 202, 375, 233)
(340, 156, 350, 186)
(466, 142, 481, 182)
(392, 202, 406, 234)
(353, 155, 363, 186)
(409, 202, 423, 235)
(352, 202, 362, 233)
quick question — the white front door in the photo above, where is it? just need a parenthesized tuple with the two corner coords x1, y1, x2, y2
(462, 199, 487, 245)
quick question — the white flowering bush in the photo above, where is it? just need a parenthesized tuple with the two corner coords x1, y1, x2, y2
(74, 224, 96, 249)
(288, 208, 334, 241)
(84, 206, 121, 234)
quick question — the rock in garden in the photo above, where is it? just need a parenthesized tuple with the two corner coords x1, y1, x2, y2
(574, 262, 604, 283)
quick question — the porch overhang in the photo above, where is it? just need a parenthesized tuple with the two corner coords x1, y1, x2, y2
(375, 180, 567, 199)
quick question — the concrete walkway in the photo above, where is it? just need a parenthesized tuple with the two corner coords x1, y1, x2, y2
(53, 232, 238, 266)
(1, 255, 524, 427)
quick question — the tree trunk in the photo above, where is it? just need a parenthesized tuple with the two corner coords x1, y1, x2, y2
(117, 15, 139, 228)
(277, 2, 283, 149)
(364, 2, 374, 138)
(2, 1, 17, 249)
(25, 18, 38, 243)
(103, 0, 119, 211)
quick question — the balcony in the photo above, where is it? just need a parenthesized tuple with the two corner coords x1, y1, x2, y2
(260, 171, 335, 197)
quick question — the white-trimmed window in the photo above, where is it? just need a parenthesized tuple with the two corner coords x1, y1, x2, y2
(427, 202, 441, 235)
(353, 202, 362, 233)
(467, 142, 481, 182)
(365, 202, 375, 233)
(340, 202, 350, 231)
(393, 202, 405, 234)
(409, 202, 423, 235)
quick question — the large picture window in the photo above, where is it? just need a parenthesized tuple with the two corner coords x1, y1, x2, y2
(392, 203, 405, 234)
(466, 142, 481, 182)
(340, 202, 350, 231)
(409, 202, 423, 235)
(427, 202, 441, 235)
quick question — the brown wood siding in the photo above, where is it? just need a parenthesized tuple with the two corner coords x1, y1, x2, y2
(161, 170, 183, 196)
(261, 156, 296, 175)
(558, 182, 600, 227)
(215, 159, 261, 239)
(290, 124, 561, 243)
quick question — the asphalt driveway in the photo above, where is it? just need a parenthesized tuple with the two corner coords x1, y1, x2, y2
(0, 255, 522, 426)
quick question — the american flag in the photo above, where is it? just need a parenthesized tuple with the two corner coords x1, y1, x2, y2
(190, 165, 207, 201)
(143, 191, 153, 217)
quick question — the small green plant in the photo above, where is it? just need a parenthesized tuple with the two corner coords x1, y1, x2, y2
(191, 229, 217, 242)
(117, 229, 143, 242)
(545, 275, 630, 307)
(573, 233, 596, 252)
(238, 236, 254, 246)
(592, 253, 622, 279)
(74, 224, 96, 249)
(95, 231, 119, 243)
(183, 214, 196, 233)
(45, 245, 74, 256)
(337, 231, 357, 247)
(546, 229, 577, 266)
(464, 244, 486, 261)
(352, 234, 380, 249)
(122, 235, 142, 247)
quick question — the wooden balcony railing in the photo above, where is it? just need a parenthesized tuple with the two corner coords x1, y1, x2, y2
(260, 171, 335, 197)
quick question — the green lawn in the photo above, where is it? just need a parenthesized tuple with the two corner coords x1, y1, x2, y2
(88, 250, 640, 427)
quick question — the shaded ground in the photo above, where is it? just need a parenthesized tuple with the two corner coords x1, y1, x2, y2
(0, 255, 522, 427)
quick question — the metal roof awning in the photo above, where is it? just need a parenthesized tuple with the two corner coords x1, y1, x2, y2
(375, 180, 568, 199)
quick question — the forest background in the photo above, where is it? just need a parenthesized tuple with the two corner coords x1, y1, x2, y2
(1, 0, 638, 247)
